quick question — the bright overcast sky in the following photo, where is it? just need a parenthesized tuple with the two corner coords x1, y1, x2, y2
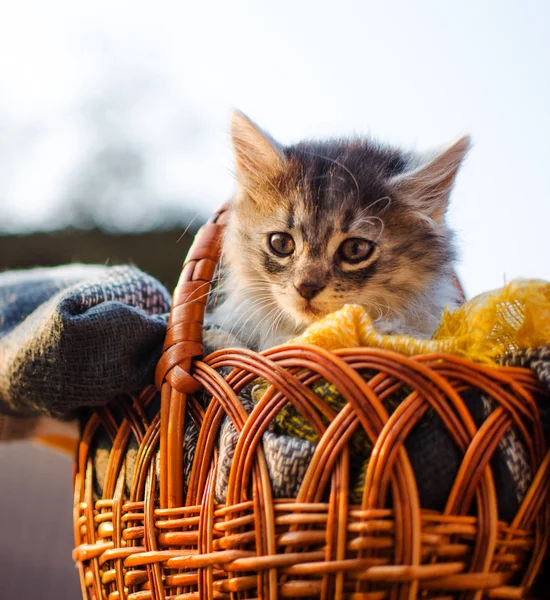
(0, 0, 549, 298)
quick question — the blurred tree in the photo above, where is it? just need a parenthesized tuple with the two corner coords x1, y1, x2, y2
(62, 140, 156, 231)
(61, 67, 174, 231)
(0, 39, 215, 234)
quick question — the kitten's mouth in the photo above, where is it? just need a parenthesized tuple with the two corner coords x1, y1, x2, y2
(299, 302, 323, 322)
(280, 293, 327, 325)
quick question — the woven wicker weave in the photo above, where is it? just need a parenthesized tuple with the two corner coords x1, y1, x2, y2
(73, 206, 550, 599)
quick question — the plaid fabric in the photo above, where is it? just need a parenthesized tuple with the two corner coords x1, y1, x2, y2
(502, 348, 550, 445)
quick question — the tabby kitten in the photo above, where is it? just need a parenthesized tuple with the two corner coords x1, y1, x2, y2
(210, 111, 469, 350)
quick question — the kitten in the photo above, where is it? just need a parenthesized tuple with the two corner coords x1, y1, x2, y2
(209, 111, 469, 351)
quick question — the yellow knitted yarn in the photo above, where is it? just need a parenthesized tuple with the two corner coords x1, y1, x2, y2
(291, 279, 550, 364)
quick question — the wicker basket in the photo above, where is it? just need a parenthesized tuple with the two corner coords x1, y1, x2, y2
(73, 206, 550, 599)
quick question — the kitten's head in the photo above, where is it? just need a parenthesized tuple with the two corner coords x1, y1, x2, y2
(223, 111, 469, 342)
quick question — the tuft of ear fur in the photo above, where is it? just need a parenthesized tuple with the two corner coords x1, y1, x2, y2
(389, 135, 471, 223)
(230, 110, 286, 186)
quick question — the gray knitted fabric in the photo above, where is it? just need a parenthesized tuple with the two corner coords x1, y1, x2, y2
(213, 390, 315, 504)
(502, 347, 550, 445)
(0, 264, 171, 418)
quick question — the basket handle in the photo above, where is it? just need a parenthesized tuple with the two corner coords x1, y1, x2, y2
(155, 203, 228, 507)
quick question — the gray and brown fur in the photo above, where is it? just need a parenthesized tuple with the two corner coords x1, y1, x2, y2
(211, 111, 470, 350)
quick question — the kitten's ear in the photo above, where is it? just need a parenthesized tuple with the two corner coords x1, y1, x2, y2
(389, 135, 471, 223)
(231, 110, 286, 185)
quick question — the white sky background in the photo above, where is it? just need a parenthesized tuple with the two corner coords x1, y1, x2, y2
(0, 0, 549, 298)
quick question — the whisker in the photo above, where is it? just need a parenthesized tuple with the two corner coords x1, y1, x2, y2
(244, 304, 281, 348)
(230, 301, 278, 344)
(353, 215, 385, 240)
(220, 296, 274, 329)
(225, 298, 277, 340)
(271, 307, 288, 341)
(265, 306, 285, 344)
(176, 213, 203, 244)
(358, 196, 392, 216)
(179, 278, 222, 304)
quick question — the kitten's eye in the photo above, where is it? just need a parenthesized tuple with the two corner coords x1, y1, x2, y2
(339, 238, 374, 263)
(268, 232, 295, 257)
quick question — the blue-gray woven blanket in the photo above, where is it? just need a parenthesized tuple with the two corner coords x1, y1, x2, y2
(0, 264, 171, 418)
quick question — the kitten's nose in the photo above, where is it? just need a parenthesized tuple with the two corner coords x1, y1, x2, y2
(295, 281, 326, 301)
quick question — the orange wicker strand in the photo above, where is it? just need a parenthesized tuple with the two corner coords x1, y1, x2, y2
(73, 205, 549, 599)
